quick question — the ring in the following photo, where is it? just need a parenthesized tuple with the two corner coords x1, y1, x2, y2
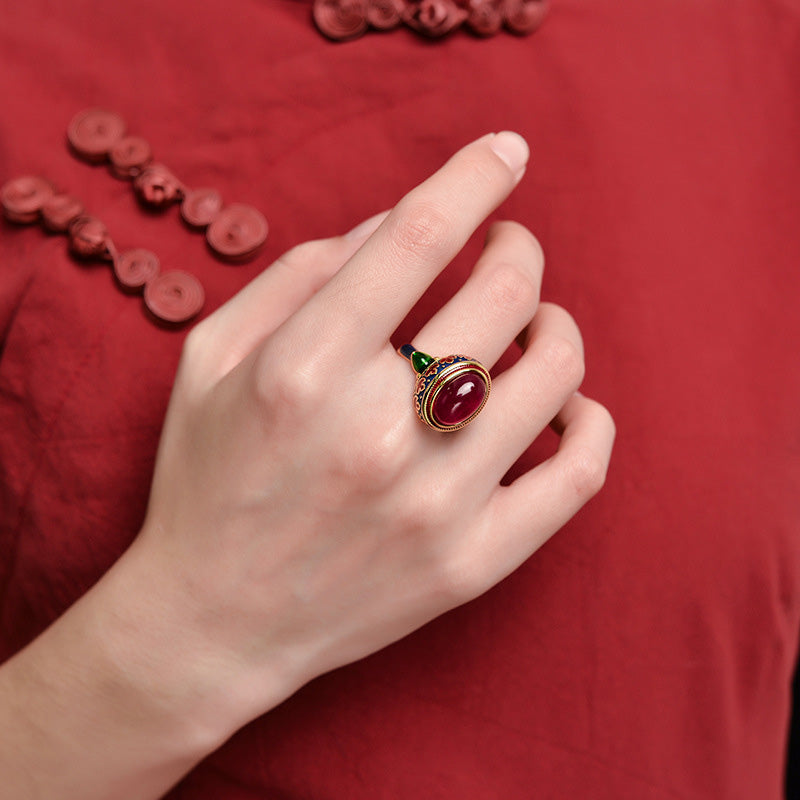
(398, 344, 491, 432)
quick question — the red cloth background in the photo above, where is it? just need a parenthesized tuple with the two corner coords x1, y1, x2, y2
(1, 1, 799, 797)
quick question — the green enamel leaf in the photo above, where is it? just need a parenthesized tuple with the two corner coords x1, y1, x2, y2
(411, 351, 434, 373)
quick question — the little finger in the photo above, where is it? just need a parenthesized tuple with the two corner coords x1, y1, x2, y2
(464, 393, 615, 592)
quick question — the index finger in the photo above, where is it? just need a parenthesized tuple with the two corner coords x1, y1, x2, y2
(284, 132, 529, 360)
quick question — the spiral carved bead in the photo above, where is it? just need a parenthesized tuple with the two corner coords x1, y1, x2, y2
(144, 271, 205, 324)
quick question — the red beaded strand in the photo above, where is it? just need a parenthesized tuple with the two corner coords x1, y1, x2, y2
(312, 0, 549, 41)
(67, 108, 268, 262)
(1, 175, 204, 326)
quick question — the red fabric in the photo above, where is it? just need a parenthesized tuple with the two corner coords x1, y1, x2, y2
(2, 1, 799, 797)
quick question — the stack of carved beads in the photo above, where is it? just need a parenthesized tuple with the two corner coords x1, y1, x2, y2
(313, 0, 549, 41)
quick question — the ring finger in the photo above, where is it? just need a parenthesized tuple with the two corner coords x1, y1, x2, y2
(407, 220, 544, 370)
(453, 302, 586, 478)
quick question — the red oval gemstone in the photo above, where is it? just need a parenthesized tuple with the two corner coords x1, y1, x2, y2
(432, 371, 487, 428)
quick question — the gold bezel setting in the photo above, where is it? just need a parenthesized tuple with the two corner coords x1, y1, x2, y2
(400, 346, 491, 432)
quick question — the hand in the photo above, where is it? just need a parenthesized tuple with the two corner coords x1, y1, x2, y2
(0, 133, 614, 800)
(128, 131, 615, 738)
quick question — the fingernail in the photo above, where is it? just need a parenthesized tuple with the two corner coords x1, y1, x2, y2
(489, 131, 529, 179)
(344, 210, 390, 240)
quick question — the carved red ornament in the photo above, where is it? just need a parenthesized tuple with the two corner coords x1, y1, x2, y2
(68, 216, 111, 259)
(144, 271, 205, 324)
(133, 163, 184, 208)
(114, 249, 161, 290)
(313, 0, 369, 40)
(402, 0, 467, 37)
(41, 194, 84, 232)
(311, 0, 547, 40)
(1, 173, 205, 328)
(466, 0, 503, 37)
(503, 0, 549, 35)
(366, 0, 404, 29)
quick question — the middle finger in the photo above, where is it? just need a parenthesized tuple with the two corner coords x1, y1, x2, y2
(279, 132, 530, 366)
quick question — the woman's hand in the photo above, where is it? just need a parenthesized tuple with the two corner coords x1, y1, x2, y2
(134, 131, 615, 732)
(0, 132, 614, 800)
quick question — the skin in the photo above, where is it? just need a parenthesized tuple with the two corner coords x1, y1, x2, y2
(0, 132, 615, 799)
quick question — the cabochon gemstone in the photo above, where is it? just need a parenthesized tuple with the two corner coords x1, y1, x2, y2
(431, 371, 487, 427)
(411, 350, 434, 373)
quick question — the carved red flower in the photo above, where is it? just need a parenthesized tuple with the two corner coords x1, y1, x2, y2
(466, 0, 503, 36)
(313, 0, 369, 41)
(133, 164, 183, 208)
(366, 0, 404, 30)
(402, 0, 468, 38)
(502, 0, 549, 35)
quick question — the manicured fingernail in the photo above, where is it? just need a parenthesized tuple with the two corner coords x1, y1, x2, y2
(489, 131, 529, 178)
(344, 210, 390, 240)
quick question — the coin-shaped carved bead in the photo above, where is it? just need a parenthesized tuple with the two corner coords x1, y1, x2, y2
(206, 203, 268, 261)
(114, 249, 161, 290)
(144, 271, 204, 323)
(503, 0, 549, 35)
(109, 136, 153, 179)
(467, 0, 503, 36)
(366, 0, 403, 29)
(181, 188, 223, 229)
(313, 0, 368, 40)
(41, 194, 85, 232)
(1, 176, 55, 223)
(67, 109, 127, 163)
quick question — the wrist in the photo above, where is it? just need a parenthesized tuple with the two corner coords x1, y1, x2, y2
(0, 525, 305, 800)
(0, 537, 245, 799)
(90, 534, 285, 751)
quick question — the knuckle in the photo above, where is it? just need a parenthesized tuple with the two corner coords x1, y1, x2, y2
(175, 320, 217, 394)
(565, 444, 609, 499)
(434, 553, 484, 606)
(253, 355, 322, 413)
(390, 200, 452, 262)
(538, 333, 585, 388)
(332, 428, 409, 490)
(181, 320, 210, 364)
(396, 482, 452, 537)
(483, 261, 539, 316)
(275, 239, 344, 283)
